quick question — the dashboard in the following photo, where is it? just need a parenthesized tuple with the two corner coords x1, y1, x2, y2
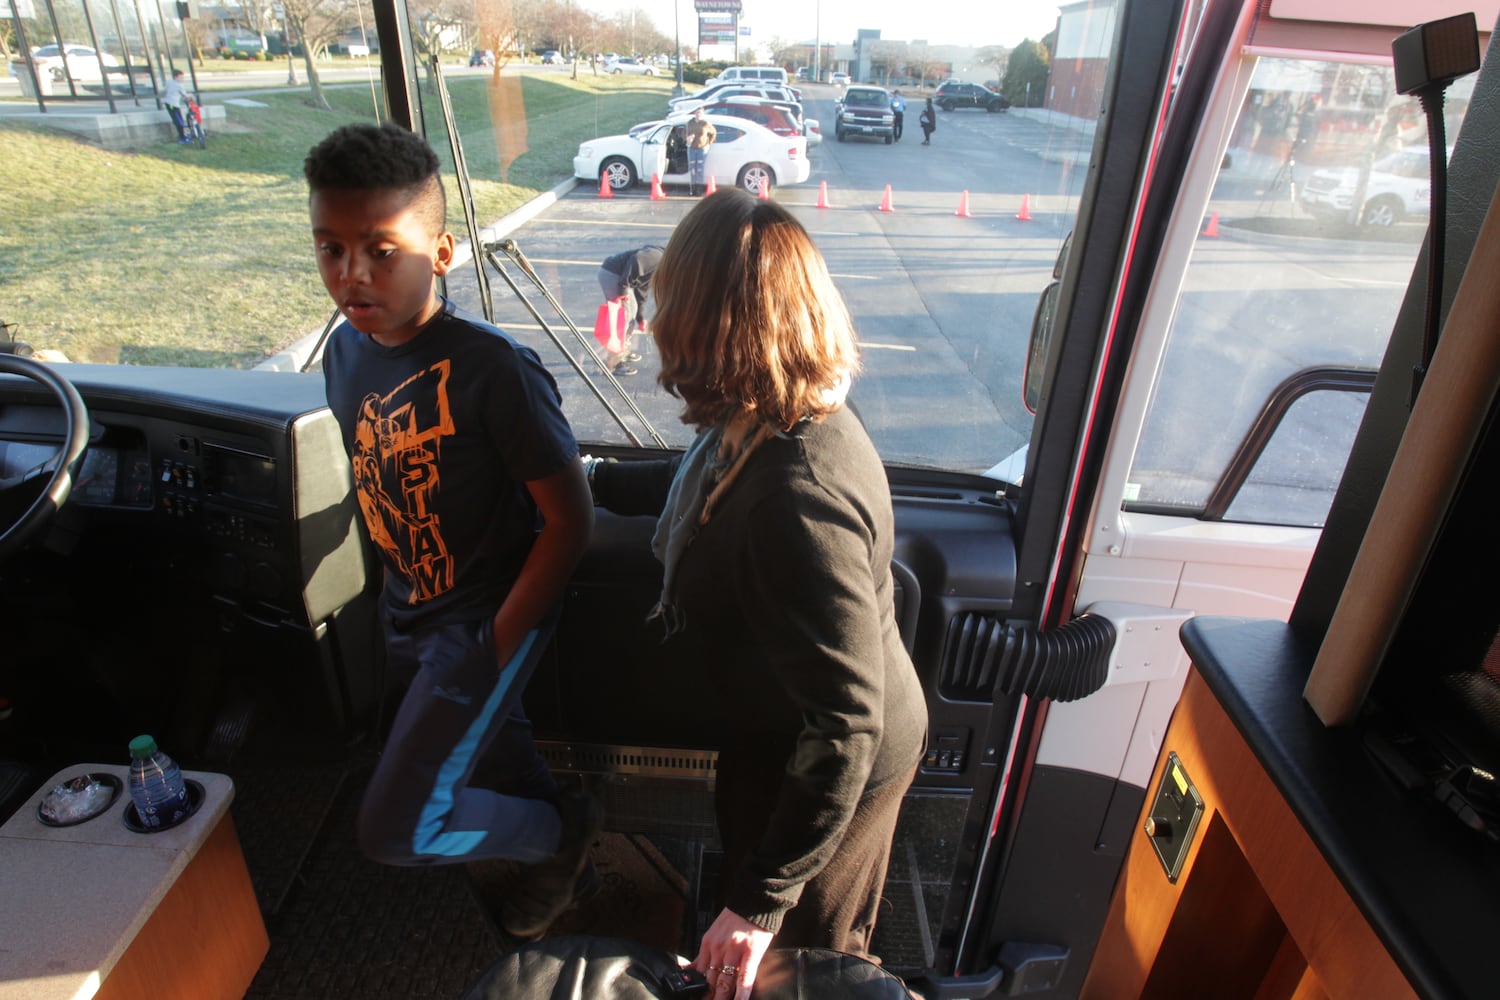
(0, 438, 153, 508)
(0, 363, 381, 740)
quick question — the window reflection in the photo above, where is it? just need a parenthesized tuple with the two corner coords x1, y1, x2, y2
(1127, 56, 1467, 527)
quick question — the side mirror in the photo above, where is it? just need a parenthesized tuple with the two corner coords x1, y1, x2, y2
(1022, 232, 1073, 414)
(1023, 281, 1059, 414)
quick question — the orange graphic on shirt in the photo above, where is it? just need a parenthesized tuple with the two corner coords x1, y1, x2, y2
(350, 360, 456, 603)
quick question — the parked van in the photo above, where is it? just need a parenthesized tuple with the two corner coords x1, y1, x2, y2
(709, 65, 789, 86)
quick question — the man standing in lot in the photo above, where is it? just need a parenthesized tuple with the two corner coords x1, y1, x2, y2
(890, 90, 906, 142)
(686, 107, 716, 196)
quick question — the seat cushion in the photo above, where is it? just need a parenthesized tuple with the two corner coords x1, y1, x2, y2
(461, 935, 686, 1000)
(462, 937, 913, 1000)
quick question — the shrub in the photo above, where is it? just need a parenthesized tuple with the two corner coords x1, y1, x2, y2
(233, 49, 251, 60)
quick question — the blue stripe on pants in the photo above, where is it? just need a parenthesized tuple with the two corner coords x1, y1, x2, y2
(412, 626, 539, 856)
(356, 612, 562, 866)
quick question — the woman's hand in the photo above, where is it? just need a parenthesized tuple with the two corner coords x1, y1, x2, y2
(692, 908, 774, 1000)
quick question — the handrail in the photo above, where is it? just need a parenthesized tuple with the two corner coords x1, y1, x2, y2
(1199, 365, 1377, 520)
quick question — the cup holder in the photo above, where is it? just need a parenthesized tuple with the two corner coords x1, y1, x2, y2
(123, 779, 205, 833)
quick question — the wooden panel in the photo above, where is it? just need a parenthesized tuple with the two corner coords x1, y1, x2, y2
(1252, 933, 1319, 1000)
(95, 815, 268, 1000)
(1142, 816, 1286, 999)
(1081, 670, 1417, 999)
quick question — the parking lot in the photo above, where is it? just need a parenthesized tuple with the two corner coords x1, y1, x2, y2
(441, 92, 1086, 470)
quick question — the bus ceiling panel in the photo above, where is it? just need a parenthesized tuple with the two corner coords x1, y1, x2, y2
(1252, 0, 1497, 59)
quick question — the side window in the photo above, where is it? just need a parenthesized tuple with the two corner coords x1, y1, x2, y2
(1126, 56, 1468, 528)
(713, 125, 746, 143)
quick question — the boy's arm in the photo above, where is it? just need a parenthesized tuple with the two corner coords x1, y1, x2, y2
(488, 458, 594, 669)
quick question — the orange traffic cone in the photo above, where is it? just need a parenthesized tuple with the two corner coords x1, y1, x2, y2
(598, 172, 613, 198)
(878, 184, 895, 213)
(816, 180, 832, 209)
(1016, 193, 1032, 221)
(955, 190, 973, 217)
(705, 175, 717, 196)
(650, 173, 666, 200)
(1202, 211, 1220, 237)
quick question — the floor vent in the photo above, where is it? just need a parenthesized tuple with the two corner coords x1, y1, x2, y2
(537, 740, 719, 781)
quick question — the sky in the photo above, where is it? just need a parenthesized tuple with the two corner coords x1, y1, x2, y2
(595, 0, 1064, 52)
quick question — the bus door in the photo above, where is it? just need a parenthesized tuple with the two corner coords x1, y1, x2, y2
(956, 0, 1488, 993)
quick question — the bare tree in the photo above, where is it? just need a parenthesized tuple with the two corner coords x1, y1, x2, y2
(907, 42, 945, 89)
(410, 0, 476, 62)
(976, 44, 1009, 87)
(282, 0, 355, 109)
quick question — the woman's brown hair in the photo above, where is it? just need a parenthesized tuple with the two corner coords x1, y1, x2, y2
(651, 189, 860, 429)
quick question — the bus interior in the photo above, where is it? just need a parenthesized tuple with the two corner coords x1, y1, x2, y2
(2, 0, 1499, 997)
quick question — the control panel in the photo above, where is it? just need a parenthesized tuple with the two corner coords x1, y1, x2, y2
(1145, 751, 1205, 883)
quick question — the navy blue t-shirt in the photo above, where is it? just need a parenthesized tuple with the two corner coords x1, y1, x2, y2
(322, 299, 578, 630)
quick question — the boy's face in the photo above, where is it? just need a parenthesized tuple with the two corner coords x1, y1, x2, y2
(310, 185, 454, 347)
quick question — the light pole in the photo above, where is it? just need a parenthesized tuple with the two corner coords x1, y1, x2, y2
(813, 0, 819, 83)
(672, 0, 684, 96)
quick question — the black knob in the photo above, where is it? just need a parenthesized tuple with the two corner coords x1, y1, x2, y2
(1145, 816, 1173, 839)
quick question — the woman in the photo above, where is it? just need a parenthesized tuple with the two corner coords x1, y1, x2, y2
(919, 97, 936, 145)
(588, 190, 927, 999)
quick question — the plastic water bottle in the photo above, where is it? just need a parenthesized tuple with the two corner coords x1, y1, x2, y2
(127, 734, 190, 830)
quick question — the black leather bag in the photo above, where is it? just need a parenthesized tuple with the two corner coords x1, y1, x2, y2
(752, 948, 914, 999)
(462, 937, 914, 1000)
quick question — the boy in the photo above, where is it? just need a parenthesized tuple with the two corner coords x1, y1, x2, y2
(162, 69, 190, 143)
(305, 122, 599, 940)
(596, 244, 663, 375)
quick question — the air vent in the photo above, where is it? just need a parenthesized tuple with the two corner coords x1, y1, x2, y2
(938, 612, 1115, 703)
(536, 740, 718, 780)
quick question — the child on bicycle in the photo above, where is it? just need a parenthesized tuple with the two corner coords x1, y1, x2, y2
(163, 70, 190, 144)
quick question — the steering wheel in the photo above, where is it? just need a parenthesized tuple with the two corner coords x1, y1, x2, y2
(0, 354, 90, 561)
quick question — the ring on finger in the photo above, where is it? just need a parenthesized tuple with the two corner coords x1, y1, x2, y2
(719, 965, 739, 976)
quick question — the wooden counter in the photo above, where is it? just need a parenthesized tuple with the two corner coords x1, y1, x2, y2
(0, 764, 267, 1000)
(1081, 617, 1498, 1000)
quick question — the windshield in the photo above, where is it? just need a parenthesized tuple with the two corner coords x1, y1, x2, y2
(1, 0, 1085, 478)
(2, 0, 1449, 528)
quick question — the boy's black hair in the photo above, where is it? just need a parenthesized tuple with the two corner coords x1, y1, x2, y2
(304, 122, 447, 233)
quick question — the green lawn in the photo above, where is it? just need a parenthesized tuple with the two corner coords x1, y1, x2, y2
(0, 72, 670, 367)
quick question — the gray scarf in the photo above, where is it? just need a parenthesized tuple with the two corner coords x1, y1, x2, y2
(649, 418, 774, 636)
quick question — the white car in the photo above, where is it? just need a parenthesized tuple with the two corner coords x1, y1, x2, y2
(1300, 147, 1435, 227)
(831, 72, 850, 87)
(12, 43, 120, 84)
(575, 112, 810, 196)
(607, 57, 657, 76)
(669, 84, 800, 114)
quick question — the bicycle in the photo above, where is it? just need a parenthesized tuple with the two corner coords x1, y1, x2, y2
(183, 97, 206, 149)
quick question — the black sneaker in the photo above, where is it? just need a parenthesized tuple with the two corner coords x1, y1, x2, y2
(611, 363, 637, 376)
(500, 788, 604, 940)
(625, 352, 642, 362)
